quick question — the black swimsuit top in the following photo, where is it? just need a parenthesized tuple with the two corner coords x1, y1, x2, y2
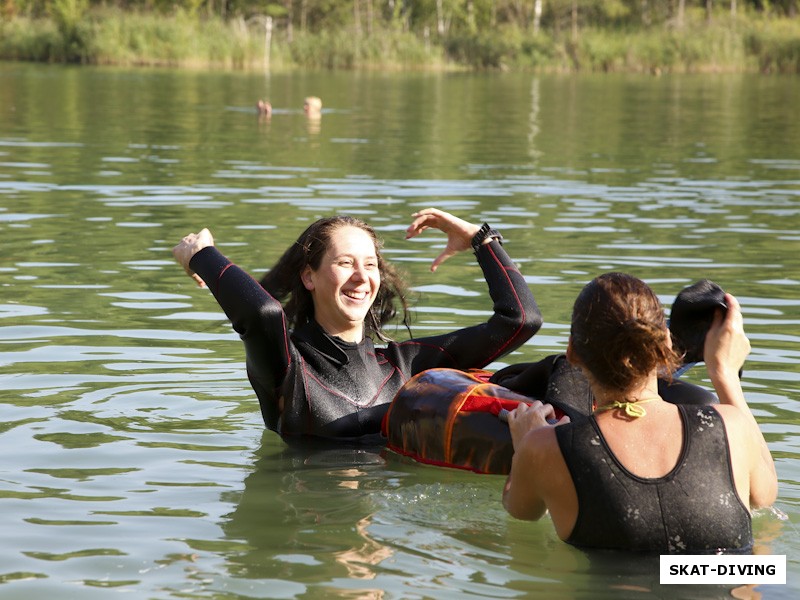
(555, 404, 752, 554)
(190, 239, 541, 441)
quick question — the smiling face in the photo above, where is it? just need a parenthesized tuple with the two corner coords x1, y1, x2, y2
(301, 225, 380, 342)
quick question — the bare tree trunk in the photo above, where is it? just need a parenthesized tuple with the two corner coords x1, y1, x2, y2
(467, 0, 476, 33)
(436, 0, 444, 35)
(264, 16, 273, 71)
(367, 0, 373, 35)
(677, 0, 685, 28)
(706, 0, 713, 22)
(571, 0, 578, 42)
(533, 0, 542, 35)
(299, 0, 306, 32)
(354, 0, 362, 35)
(286, 0, 294, 42)
(528, 77, 541, 164)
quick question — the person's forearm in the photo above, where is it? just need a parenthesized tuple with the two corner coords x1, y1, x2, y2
(502, 466, 547, 521)
(711, 368, 777, 504)
(476, 240, 542, 358)
(189, 247, 284, 339)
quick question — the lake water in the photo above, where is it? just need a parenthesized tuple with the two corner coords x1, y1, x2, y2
(1, 63, 798, 599)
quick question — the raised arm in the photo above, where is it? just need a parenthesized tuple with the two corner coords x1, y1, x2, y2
(173, 229, 284, 338)
(705, 293, 778, 509)
(400, 209, 542, 370)
(173, 230, 292, 429)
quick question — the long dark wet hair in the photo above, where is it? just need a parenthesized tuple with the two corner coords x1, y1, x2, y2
(570, 273, 680, 393)
(259, 216, 412, 341)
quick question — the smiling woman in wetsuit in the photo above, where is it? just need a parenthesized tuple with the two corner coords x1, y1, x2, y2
(172, 208, 542, 443)
(502, 273, 777, 554)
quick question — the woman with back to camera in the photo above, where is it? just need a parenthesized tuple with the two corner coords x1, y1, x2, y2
(173, 208, 542, 444)
(502, 272, 777, 553)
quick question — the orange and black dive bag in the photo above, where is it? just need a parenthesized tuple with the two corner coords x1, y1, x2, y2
(381, 368, 535, 475)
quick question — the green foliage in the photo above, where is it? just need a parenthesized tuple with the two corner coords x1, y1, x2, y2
(600, 0, 632, 21)
(0, 3, 799, 73)
(0, 16, 62, 61)
(745, 18, 800, 73)
(50, 0, 89, 61)
(568, 22, 754, 73)
(444, 31, 515, 68)
(51, 0, 86, 23)
(0, 7, 267, 67)
(288, 29, 354, 69)
(519, 33, 561, 68)
(289, 26, 440, 69)
(263, 4, 287, 19)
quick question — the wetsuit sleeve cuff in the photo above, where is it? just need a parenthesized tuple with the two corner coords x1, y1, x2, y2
(189, 246, 231, 290)
(471, 223, 503, 252)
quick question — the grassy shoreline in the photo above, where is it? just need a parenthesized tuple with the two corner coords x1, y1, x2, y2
(1, 9, 798, 73)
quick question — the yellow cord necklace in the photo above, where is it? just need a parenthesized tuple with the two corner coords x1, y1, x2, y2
(594, 396, 659, 418)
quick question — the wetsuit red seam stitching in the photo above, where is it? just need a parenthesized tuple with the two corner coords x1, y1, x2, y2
(394, 340, 457, 365)
(366, 350, 389, 365)
(243, 264, 293, 380)
(298, 357, 314, 434)
(278, 310, 291, 378)
(301, 362, 398, 408)
(379, 352, 409, 384)
(481, 244, 527, 364)
(217, 262, 234, 285)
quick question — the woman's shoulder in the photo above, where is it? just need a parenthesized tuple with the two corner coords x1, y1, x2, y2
(708, 402, 744, 421)
(705, 403, 752, 443)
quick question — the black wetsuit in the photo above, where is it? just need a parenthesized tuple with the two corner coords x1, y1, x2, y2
(491, 355, 718, 420)
(555, 404, 752, 554)
(189, 240, 542, 442)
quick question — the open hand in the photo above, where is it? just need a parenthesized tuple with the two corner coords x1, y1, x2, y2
(507, 401, 570, 450)
(405, 208, 481, 272)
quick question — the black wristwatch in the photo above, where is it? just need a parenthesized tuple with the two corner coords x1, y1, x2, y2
(471, 222, 503, 251)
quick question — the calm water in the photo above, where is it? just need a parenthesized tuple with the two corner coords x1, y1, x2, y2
(1, 63, 799, 599)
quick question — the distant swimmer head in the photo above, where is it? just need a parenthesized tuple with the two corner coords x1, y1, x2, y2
(669, 279, 728, 364)
(256, 99, 272, 116)
(304, 96, 322, 116)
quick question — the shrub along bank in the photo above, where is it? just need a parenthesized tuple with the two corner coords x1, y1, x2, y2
(1, 7, 798, 73)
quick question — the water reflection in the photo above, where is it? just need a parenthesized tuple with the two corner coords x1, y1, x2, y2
(222, 437, 391, 597)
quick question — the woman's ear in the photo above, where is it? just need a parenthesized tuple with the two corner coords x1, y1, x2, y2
(300, 266, 315, 291)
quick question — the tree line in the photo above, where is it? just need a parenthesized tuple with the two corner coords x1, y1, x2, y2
(4, 1, 797, 37)
(2, 1, 798, 71)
